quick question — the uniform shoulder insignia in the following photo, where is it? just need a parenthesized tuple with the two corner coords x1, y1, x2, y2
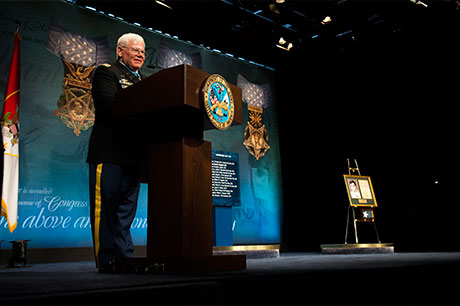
(99, 63, 111, 67)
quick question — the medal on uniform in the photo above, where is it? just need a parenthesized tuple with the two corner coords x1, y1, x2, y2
(119, 78, 133, 89)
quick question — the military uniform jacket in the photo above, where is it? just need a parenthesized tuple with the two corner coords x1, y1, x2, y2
(86, 61, 144, 167)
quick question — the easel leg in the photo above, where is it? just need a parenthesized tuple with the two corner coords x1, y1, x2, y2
(373, 220, 381, 243)
(344, 206, 351, 244)
(352, 208, 359, 243)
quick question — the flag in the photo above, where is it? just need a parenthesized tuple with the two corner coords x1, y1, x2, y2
(1, 30, 21, 233)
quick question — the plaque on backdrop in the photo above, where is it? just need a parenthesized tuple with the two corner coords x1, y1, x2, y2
(211, 150, 241, 207)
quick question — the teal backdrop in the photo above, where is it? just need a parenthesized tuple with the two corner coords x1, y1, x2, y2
(0, 1, 283, 249)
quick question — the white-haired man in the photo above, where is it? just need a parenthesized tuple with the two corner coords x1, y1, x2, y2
(87, 33, 146, 273)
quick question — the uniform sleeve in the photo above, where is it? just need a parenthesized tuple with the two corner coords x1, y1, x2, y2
(91, 66, 119, 124)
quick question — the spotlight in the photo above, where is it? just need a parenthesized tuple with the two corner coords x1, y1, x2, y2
(269, 3, 281, 14)
(276, 0, 285, 3)
(276, 35, 293, 51)
(417, 1, 428, 7)
(276, 41, 293, 51)
(321, 16, 332, 25)
(409, 0, 428, 7)
(155, 0, 172, 9)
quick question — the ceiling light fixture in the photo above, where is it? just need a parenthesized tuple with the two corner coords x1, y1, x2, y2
(417, 1, 428, 7)
(321, 16, 332, 25)
(155, 0, 172, 9)
(276, 37, 293, 51)
(409, 0, 428, 7)
(269, 3, 281, 14)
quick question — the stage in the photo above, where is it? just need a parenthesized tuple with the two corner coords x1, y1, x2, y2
(0, 252, 459, 305)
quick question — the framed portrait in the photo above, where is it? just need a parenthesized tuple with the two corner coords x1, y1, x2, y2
(344, 175, 377, 207)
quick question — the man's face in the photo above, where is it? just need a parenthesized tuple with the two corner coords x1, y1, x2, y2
(117, 39, 145, 71)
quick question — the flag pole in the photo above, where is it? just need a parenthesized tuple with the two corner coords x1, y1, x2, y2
(1, 20, 21, 234)
(15, 19, 20, 33)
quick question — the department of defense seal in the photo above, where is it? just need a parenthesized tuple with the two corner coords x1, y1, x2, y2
(202, 74, 234, 130)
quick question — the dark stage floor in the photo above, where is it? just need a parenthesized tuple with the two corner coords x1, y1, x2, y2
(1, 252, 459, 305)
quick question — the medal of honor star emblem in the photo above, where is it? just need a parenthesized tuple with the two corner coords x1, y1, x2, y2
(202, 74, 234, 130)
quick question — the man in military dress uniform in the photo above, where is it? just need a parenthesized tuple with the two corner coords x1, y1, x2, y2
(87, 33, 146, 273)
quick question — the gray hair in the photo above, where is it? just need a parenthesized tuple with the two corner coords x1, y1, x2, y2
(117, 33, 145, 48)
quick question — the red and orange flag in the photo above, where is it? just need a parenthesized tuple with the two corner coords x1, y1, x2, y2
(1, 30, 21, 233)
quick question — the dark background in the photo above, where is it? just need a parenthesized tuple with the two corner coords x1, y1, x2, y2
(75, 0, 460, 252)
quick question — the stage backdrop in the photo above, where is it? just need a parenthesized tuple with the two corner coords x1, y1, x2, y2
(0, 1, 282, 249)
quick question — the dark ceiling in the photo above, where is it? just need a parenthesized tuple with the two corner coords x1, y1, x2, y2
(72, 0, 460, 164)
(74, 0, 460, 69)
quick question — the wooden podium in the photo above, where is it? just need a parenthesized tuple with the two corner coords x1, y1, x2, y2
(114, 64, 246, 273)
